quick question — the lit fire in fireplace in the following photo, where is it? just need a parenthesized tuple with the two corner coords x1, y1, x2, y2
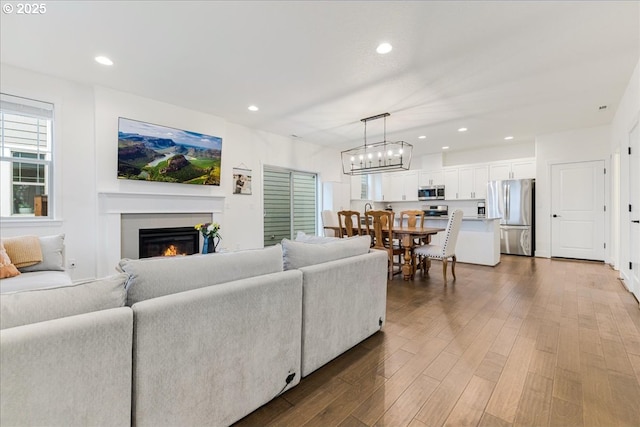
(163, 244, 185, 257)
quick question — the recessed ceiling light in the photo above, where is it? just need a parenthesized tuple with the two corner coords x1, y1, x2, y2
(442, 146, 450, 150)
(458, 127, 467, 132)
(248, 105, 259, 112)
(504, 136, 514, 140)
(418, 135, 426, 139)
(376, 43, 392, 54)
(94, 56, 113, 66)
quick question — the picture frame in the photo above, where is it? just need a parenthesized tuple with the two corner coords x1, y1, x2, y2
(233, 167, 252, 195)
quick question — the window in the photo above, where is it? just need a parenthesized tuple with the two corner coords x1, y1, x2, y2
(0, 94, 53, 218)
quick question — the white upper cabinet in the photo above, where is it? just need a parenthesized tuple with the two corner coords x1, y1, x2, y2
(447, 166, 488, 200)
(489, 159, 536, 181)
(381, 171, 419, 201)
(443, 168, 460, 200)
(419, 170, 444, 186)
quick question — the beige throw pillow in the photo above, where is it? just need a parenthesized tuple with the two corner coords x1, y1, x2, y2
(2, 236, 43, 268)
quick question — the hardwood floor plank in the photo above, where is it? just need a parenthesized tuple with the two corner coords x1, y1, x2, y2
(513, 371, 553, 427)
(485, 335, 536, 423)
(581, 351, 618, 427)
(557, 325, 581, 374)
(350, 337, 449, 425)
(443, 375, 496, 427)
(303, 370, 386, 427)
(607, 371, 640, 427)
(550, 396, 584, 426)
(373, 375, 440, 427)
(423, 351, 459, 382)
(553, 367, 583, 405)
(475, 351, 507, 383)
(478, 412, 513, 427)
(601, 338, 636, 376)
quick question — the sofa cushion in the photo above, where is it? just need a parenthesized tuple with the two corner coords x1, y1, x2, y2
(0, 271, 72, 294)
(282, 235, 371, 270)
(0, 241, 20, 279)
(19, 234, 65, 272)
(0, 273, 128, 329)
(2, 235, 42, 268)
(295, 231, 340, 244)
(120, 244, 284, 306)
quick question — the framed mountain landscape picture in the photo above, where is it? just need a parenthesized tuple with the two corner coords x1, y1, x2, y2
(117, 117, 222, 186)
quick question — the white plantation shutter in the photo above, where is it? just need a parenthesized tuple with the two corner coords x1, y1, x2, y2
(263, 166, 317, 246)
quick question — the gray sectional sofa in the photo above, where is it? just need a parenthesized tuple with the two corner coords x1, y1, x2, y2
(0, 236, 388, 427)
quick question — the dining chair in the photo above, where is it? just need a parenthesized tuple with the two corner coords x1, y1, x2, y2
(414, 209, 464, 282)
(337, 210, 363, 237)
(399, 210, 426, 275)
(321, 210, 339, 237)
(365, 210, 403, 279)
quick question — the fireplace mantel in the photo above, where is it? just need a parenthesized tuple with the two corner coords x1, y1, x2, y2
(96, 191, 225, 276)
(98, 192, 225, 214)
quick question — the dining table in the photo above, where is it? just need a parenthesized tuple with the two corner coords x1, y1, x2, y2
(323, 224, 445, 280)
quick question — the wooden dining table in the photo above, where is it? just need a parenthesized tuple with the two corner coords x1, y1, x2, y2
(323, 225, 445, 280)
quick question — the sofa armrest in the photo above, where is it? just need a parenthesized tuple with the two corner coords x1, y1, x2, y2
(131, 269, 303, 427)
(0, 307, 133, 426)
(299, 250, 388, 376)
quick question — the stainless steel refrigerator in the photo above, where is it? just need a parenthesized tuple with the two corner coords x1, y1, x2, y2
(487, 179, 535, 256)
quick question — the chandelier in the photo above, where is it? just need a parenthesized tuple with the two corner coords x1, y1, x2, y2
(341, 112, 413, 175)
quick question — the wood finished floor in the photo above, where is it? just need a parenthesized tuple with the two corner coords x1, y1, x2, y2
(234, 256, 640, 427)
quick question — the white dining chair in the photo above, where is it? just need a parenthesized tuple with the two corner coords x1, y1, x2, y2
(321, 210, 339, 237)
(414, 209, 464, 282)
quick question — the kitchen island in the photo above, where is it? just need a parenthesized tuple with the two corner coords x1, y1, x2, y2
(423, 216, 501, 266)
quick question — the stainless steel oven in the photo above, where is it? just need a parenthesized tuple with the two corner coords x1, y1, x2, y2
(418, 185, 445, 200)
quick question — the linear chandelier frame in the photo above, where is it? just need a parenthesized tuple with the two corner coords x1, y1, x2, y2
(341, 112, 413, 175)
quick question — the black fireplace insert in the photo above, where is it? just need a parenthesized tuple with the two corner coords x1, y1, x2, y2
(139, 227, 199, 258)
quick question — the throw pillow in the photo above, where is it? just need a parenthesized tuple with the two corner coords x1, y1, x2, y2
(19, 234, 65, 272)
(0, 272, 129, 329)
(282, 235, 371, 270)
(2, 235, 42, 268)
(0, 241, 20, 279)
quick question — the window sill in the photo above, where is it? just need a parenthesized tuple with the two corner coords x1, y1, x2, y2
(0, 218, 63, 228)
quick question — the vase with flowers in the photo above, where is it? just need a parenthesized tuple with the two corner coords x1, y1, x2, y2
(195, 222, 222, 254)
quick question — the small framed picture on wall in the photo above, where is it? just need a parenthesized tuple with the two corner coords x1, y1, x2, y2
(233, 167, 252, 195)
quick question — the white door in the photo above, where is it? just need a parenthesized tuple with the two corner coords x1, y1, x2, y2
(629, 123, 640, 301)
(551, 161, 605, 261)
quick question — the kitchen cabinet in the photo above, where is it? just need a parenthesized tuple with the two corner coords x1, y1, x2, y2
(419, 170, 444, 186)
(443, 168, 459, 200)
(381, 171, 419, 201)
(443, 166, 487, 200)
(350, 175, 367, 200)
(489, 159, 535, 181)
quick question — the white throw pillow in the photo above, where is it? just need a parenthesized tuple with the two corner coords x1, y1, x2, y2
(19, 234, 65, 272)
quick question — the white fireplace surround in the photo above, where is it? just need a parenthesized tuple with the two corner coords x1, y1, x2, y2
(97, 192, 225, 276)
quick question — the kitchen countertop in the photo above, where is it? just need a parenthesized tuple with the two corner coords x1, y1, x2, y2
(424, 216, 501, 222)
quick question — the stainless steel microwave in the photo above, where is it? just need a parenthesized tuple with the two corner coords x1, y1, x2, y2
(418, 185, 445, 200)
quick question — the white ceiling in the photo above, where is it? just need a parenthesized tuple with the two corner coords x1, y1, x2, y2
(1, 1, 638, 157)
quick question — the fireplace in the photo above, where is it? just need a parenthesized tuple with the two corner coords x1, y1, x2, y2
(139, 227, 199, 258)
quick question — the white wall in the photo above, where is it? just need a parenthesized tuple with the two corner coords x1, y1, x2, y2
(610, 58, 639, 283)
(535, 125, 611, 259)
(2, 65, 343, 280)
(443, 141, 535, 166)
